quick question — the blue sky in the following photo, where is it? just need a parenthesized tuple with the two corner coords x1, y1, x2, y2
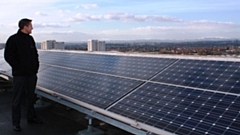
(0, 0, 240, 42)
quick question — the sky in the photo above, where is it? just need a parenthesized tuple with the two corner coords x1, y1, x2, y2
(0, 0, 240, 43)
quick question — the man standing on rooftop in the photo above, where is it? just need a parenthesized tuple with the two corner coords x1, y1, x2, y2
(4, 18, 42, 131)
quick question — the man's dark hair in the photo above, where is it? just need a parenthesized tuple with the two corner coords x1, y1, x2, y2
(18, 18, 32, 29)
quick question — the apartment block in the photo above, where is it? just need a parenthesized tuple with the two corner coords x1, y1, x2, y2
(88, 40, 106, 51)
(41, 40, 65, 50)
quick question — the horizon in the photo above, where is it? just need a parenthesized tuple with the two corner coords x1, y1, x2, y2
(0, 0, 240, 42)
(1, 38, 240, 44)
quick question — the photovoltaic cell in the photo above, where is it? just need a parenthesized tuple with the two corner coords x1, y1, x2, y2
(108, 82, 240, 135)
(38, 51, 177, 79)
(38, 50, 51, 57)
(54, 72, 143, 108)
(152, 60, 240, 94)
(37, 66, 82, 90)
(38, 51, 75, 66)
(55, 53, 109, 71)
(92, 56, 177, 79)
(38, 64, 51, 72)
(36, 63, 144, 109)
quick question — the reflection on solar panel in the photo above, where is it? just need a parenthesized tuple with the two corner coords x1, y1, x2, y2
(93, 57, 176, 80)
(38, 64, 50, 72)
(39, 51, 177, 79)
(55, 72, 143, 108)
(37, 65, 144, 108)
(37, 66, 81, 90)
(38, 51, 74, 65)
(108, 83, 240, 135)
(56, 53, 109, 71)
(152, 59, 240, 94)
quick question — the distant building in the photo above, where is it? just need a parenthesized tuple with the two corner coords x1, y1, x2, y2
(54, 42, 65, 50)
(41, 40, 65, 50)
(88, 40, 98, 51)
(88, 40, 105, 51)
(98, 41, 106, 51)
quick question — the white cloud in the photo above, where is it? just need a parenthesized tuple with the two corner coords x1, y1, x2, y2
(34, 23, 70, 28)
(68, 13, 102, 22)
(35, 11, 48, 16)
(68, 14, 89, 22)
(97, 23, 240, 40)
(34, 30, 90, 42)
(81, 4, 98, 9)
(151, 15, 184, 23)
(67, 12, 185, 23)
(104, 13, 134, 21)
(188, 20, 238, 28)
(36, 30, 86, 35)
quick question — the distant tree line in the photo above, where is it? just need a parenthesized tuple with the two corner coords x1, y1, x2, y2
(58, 40, 240, 56)
(105, 40, 240, 56)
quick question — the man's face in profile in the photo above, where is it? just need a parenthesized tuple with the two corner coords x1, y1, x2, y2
(24, 22, 33, 34)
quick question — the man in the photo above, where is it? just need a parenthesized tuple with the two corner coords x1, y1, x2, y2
(4, 18, 42, 131)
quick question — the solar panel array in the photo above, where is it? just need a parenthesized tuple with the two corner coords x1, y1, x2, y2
(1, 49, 240, 135)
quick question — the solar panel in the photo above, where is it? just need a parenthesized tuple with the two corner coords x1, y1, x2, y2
(38, 51, 75, 66)
(55, 53, 109, 71)
(38, 64, 51, 72)
(38, 50, 51, 56)
(37, 66, 82, 90)
(92, 56, 177, 79)
(108, 82, 240, 135)
(38, 51, 177, 79)
(54, 72, 143, 108)
(152, 59, 240, 94)
(37, 63, 144, 109)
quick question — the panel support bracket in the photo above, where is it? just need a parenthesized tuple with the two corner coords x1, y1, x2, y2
(34, 95, 51, 110)
(77, 115, 104, 135)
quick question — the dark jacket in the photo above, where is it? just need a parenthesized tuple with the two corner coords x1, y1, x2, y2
(4, 30, 39, 76)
